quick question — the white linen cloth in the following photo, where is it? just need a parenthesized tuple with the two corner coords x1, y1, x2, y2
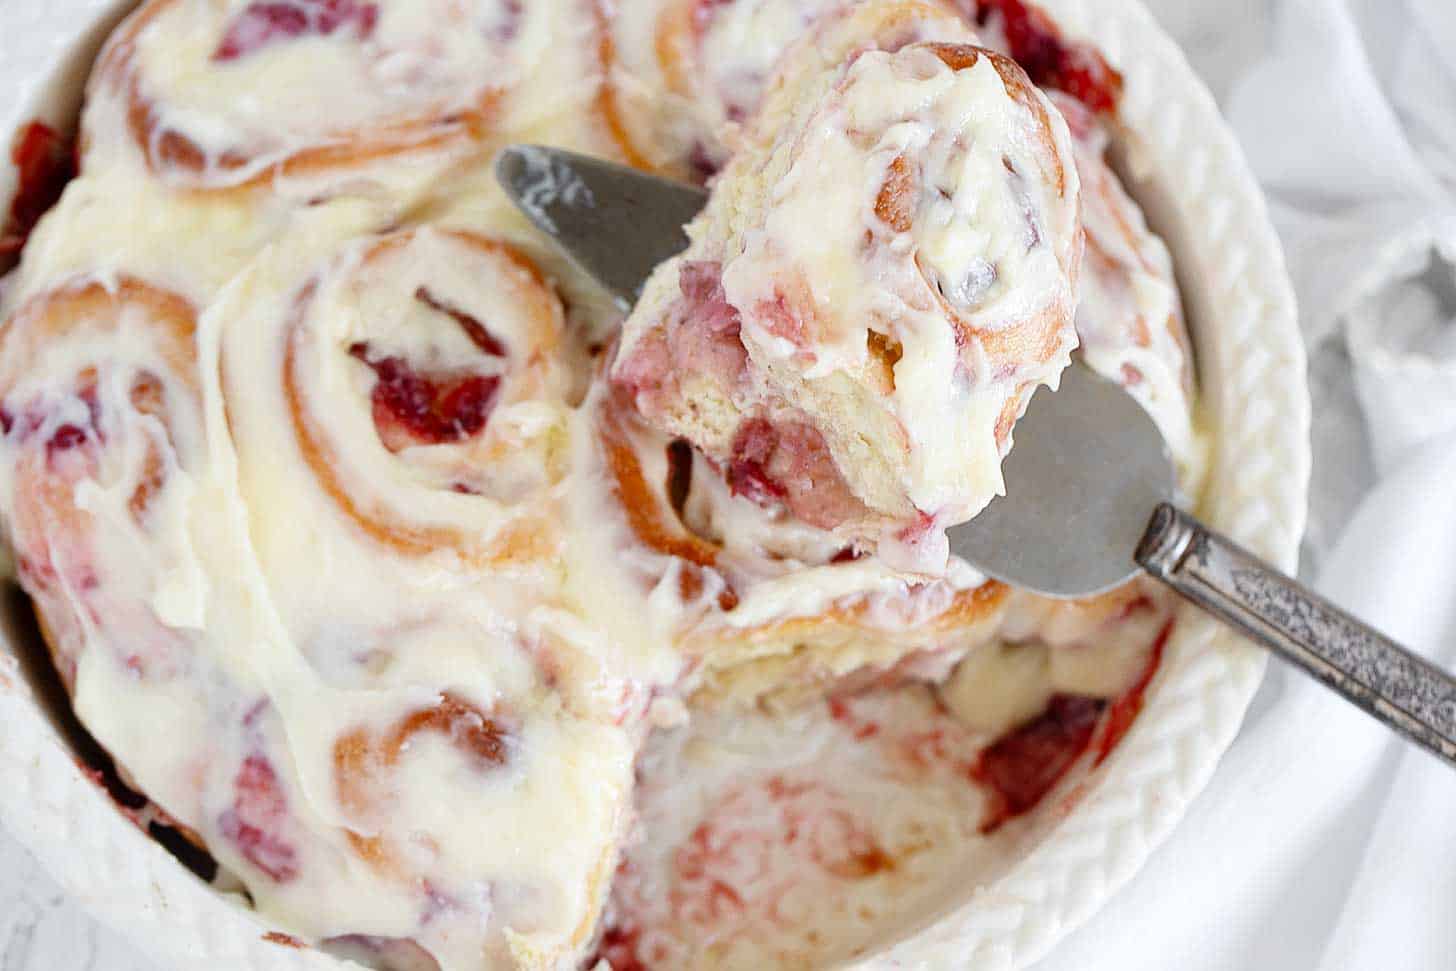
(1, 3, 1454, 969)
(1042, 1, 1456, 967)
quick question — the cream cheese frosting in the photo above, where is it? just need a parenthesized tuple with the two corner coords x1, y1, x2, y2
(0, 0, 1202, 968)
(88, 0, 634, 197)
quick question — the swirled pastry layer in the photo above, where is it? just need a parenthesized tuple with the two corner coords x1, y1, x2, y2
(613, 26, 1082, 573)
(86, 0, 637, 195)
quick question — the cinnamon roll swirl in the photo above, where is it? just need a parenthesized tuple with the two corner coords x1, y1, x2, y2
(205, 222, 642, 966)
(613, 32, 1082, 573)
(0, 215, 654, 967)
(264, 226, 575, 568)
(86, 0, 636, 193)
(0, 277, 203, 692)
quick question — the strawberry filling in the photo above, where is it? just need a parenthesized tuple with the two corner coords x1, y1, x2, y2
(1, 122, 75, 261)
(1095, 619, 1170, 765)
(348, 284, 511, 450)
(971, 0, 1123, 114)
(219, 754, 300, 882)
(971, 694, 1103, 832)
(592, 774, 894, 967)
(46, 423, 89, 455)
(591, 922, 648, 971)
(727, 417, 867, 530)
(712, 783, 882, 920)
(349, 345, 501, 450)
(613, 260, 749, 420)
(677, 261, 746, 349)
(971, 614, 1167, 833)
(725, 418, 788, 505)
(214, 0, 380, 62)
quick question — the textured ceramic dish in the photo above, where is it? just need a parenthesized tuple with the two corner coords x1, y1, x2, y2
(0, 0, 1309, 968)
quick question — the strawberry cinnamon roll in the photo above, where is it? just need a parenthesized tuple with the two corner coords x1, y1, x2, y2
(0, 274, 235, 858)
(85, 0, 620, 193)
(0, 277, 204, 695)
(613, 34, 1082, 574)
(227, 224, 577, 571)
(606, 0, 972, 177)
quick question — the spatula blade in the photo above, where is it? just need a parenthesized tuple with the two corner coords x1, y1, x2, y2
(495, 145, 708, 310)
(947, 361, 1176, 598)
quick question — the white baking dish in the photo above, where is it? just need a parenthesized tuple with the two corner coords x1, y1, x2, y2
(0, 0, 1308, 967)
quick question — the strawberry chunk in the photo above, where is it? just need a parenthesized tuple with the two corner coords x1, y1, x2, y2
(591, 923, 648, 971)
(1095, 619, 1171, 765)
(219, 755, 299, 882)
(726, 417, 868, 529)
(214, 0, 379, 62)
(349, 345, 501, 450)
(971, 694, 1104, 832)
(972, 0, 1123, 114)
(727, 418, 789, 506)
(3, 122, 75, 260)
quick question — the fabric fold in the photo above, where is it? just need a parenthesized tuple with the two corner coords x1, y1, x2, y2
(1043, 1, 1456, 967)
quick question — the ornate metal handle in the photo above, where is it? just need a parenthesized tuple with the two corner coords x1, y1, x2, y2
(1136, 503, 1456, 767)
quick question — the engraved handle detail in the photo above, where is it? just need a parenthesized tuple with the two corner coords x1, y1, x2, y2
(1137, 503, 1456, 767)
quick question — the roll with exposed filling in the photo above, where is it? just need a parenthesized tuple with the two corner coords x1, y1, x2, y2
(612, 28, 1082, 573)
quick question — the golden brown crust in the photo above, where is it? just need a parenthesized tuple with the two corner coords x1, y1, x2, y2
(596, 397, 722, 573)
(596, 392, 740, 611)
(591, 0, 667, 172)
(873, 154, 917, 234)
(0, 276, 197, 396)
(652, 0, 700, 102)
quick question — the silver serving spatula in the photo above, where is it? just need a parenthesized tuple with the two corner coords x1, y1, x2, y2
(497, 143, 1456, 768)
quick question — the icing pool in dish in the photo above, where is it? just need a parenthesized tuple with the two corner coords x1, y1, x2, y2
(0, 1, 1310, 971)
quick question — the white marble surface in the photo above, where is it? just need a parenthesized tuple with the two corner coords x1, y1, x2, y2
(0, 837, 155, 970)
(0, 2, 1260, 969)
